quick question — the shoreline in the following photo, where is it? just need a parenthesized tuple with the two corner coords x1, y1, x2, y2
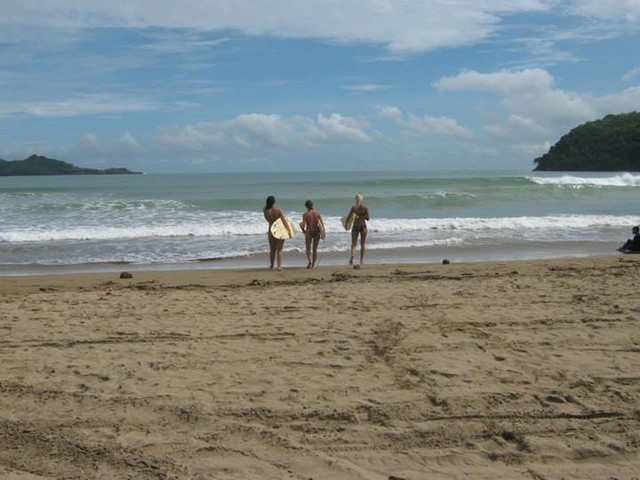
(2, 255, 639, 478)
(0, 239, 621, 277)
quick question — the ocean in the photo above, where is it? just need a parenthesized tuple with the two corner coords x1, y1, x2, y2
(1, 171, 638, 275)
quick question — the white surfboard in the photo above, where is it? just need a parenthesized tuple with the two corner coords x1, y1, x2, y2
(270, 217, 296, 240)
(341, 212, 356, 231)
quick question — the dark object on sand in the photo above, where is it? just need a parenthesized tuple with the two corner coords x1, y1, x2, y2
(119, 271, 133, 279)
(618, 225, 640, 253)
(442, 259, 450, 265)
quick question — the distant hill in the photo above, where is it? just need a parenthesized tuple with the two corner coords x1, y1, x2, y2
(533, 111, 640, 171)
(0, 155, 142, 176)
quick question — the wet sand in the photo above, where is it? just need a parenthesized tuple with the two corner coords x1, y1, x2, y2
(1, 256, 639, 479)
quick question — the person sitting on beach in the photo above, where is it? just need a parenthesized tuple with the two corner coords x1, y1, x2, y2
(347, 193, 370, 269)
(299, 199, 325, 269)
(263, 195, 292, 270)
(618, 225, 640, 253)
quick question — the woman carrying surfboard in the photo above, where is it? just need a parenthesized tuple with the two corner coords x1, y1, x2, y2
(346, 194, 370, 269)
(300, 199, 325, 269)
(263, 195, 293, 271)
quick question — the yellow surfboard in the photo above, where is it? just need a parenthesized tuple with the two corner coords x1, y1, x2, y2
(318, 220, 326, 239)
(270, 217, 296, 240)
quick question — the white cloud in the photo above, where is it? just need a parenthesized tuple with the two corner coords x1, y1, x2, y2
(622, 67, 640, 82)
(314, 114, 371, 143)
(433, 68, 609, 135)
(342, 84, 389, 92)
(159, 123, 230, 151)
(404, 113, 476, 139)
(504, 88, 596, 126)
(434, 68, 554, 95)
(434, 68, 640, 144)
(0, 24, 84, 51)
(378, 107, 475, 139)
(434, 69, 595, 128)
(568, 0, 640, 22)
(78, 134, 101, 151)
(116, 132, 141, 150)
(378, 106, 403, 121)
(77, 132, 138, 154)
(139, 32, 229, 54)
(229, 113, 300, 147)
(0, 0, 553, 53)
(483, 115, 549, 140)
(507, 37, 582, 69)
(593, 86, 640, 113)
(159, 112, 371, 152)
(0, 93, 158, 118)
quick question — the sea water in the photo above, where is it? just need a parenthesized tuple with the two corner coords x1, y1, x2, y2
(1, 171, 638, 275)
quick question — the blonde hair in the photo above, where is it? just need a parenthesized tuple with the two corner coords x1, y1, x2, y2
(354, 194, 363, 207)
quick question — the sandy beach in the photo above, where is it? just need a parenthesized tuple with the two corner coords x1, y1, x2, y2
(1, 256, 640, 479)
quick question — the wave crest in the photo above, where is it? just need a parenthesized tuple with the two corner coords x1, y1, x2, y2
(528, 173, 640, 187)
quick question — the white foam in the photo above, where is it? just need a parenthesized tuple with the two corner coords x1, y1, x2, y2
(528, 173, 640, 187)
(0, 223, 259, 242)
(2, 214, 637, 243)
(364, 214, 639, 233)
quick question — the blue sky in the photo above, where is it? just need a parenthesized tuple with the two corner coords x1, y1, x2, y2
(1, 0, 639, 173)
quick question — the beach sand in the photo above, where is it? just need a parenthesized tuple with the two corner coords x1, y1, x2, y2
(1, 256, 640, 479)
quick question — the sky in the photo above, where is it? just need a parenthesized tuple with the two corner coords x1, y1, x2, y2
(1, 1, 639, 173)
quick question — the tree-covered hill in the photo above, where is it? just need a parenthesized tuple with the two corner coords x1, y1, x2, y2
(533, 111, 640, 171)
(0, 155, 141, 176)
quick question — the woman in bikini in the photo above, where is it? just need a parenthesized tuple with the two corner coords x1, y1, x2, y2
(300, 199, 325, 269)
(263, 195, 291, 270)
(346, 193, 369, 269)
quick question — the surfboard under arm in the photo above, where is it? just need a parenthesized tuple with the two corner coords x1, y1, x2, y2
(270, 217, 296, 240)
(341, 212, 357, 231)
